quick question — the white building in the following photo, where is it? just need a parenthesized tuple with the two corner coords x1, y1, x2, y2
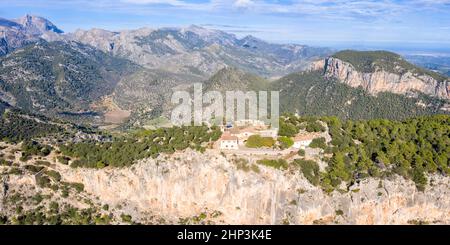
(219, 132, 239, 150)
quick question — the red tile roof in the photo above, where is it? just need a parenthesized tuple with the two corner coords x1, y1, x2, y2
(220, 132, 238, 141)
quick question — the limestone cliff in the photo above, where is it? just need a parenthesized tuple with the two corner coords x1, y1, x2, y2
(311, 52, 450, 100)
(57, 149, 450, 225)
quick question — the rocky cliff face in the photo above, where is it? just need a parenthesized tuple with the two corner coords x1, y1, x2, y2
(314, 57, 450, 100)
(0, 14, 63, 55)
(58, 149, 450, 224)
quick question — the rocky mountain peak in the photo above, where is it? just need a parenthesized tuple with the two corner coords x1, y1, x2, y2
(15, 14, 33, 27)
(15, 14, 63, 34)
(0, 15, 64, 55)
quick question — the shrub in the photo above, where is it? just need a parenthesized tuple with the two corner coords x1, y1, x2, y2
(295, 159, 320, 186)
(46, 170, 62, 182)
(61, 189, 69, 198)
(25, 165, 45, 173)
(233, 158, 250, 172)
(20, 154, 32, 162)
(32, 194, 43, 204)
(49, 202, 59, 212)
(57, 156, 70, 165)
(257, 159, 288, 170)
(21, 141, 53, 157)
(250, 164, 260, 173)
(278, 136, 294, 149)
(8, 168, 23, 175)
(297, 149, 305, 156)
(232, 158, 261, 173)
(121, 214, 132, 223)
(413, 168, 427, 192)
(278, 120, 298, 137)
(309, 137, 327, 149)
(35, 160, 51, 166)
(35, 175, 51, 188)
(0, 159, 12, 166)
(246, 135, 275, 148)
(305, 121, 326, 132)
(96, 161, 106, 169)
(71, 182, 85, 192)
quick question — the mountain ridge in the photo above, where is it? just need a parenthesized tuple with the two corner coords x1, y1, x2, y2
(0, 40, 138, 123)
(64, 22, 332, 79)
(0, 14, 63, 55)
(310, 50, 450, 100)
(1, 14, 449, 126)
(273, 70, 448, 120)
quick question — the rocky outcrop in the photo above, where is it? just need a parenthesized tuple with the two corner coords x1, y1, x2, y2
(58, 149, 450, 224)
(313, 57, 450, 100)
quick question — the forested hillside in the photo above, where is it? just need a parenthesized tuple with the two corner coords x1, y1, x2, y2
(203, 67, 270, 92)
(279, 114, 450, 191)
(273, 71, 448, 120)
(0, 109, 64, 142)
(0, 41, 137, 116)
(59, 126, 222, 168)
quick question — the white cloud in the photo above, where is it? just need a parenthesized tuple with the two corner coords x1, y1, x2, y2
(413, 0, 450, 4)
(233, 0, 254, 8)
(121, 0, 218, 11)
(121, 0, 181, 4)
(4, 0, 450, 21)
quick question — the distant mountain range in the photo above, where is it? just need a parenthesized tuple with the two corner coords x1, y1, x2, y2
(0, 15, 449, 127)
(0, 15, 332, 79)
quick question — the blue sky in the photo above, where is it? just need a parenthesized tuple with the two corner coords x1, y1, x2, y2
(1, 0, 450, 52)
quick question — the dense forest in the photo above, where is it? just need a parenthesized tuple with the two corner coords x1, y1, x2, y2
(273, 71, 448, 121)
(59, 125, 222, 168)
(279, 114, 450, 191)
(0, 41, 137, 114)
(0, 110, 64, 142)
